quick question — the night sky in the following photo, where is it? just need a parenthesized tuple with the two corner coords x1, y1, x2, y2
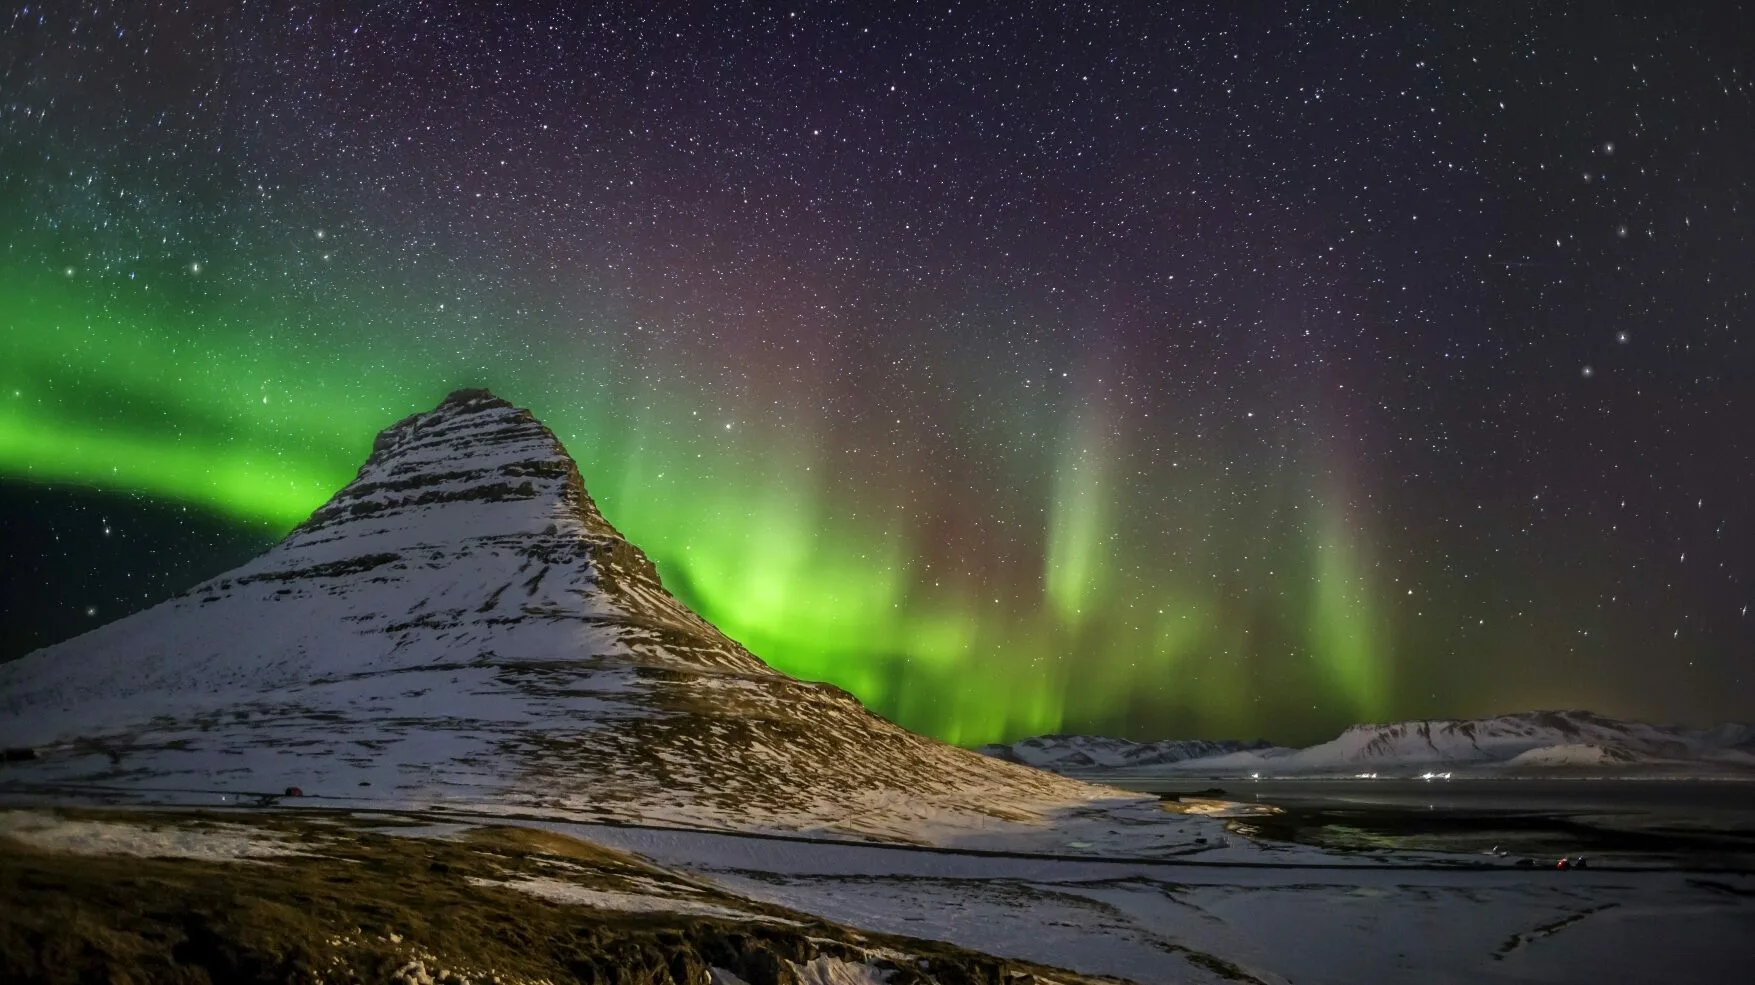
(3, 2, 1752, 746)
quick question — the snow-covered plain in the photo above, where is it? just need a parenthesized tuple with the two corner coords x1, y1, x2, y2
(9, 801, 1749, 985)
(535, 819, 1755, 985)
(273, 810, 1741, 985)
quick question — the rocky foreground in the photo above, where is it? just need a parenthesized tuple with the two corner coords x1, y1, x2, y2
(0, 807, 1131, 985)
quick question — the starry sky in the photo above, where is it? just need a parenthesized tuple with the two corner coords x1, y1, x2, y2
(3, 2, 1752, 746)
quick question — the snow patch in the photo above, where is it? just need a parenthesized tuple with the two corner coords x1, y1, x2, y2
(789, 955, 894, 985)
(0, 810, 308, 861)
(465, 875, 796, 923)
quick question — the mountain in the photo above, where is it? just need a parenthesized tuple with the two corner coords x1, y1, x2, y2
(977, 734, 1274, 771)
(983, 710, 1755, 777)
(0, 390, 1126, 841)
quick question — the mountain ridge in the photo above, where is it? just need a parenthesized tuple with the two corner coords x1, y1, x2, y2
(977, 734, 1274, 771)
(980, 709, 1755, 776)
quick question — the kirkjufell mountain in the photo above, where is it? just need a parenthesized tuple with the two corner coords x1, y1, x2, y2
(0, 390, 1124, 840)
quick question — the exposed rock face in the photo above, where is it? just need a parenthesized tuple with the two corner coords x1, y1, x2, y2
(273, 386, 769, 678)
(0, 391, 1122, 840)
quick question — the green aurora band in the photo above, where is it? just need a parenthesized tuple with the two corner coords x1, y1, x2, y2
(3, 271, 1394, 745)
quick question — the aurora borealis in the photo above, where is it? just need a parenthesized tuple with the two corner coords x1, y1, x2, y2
(3, 3, 1752, 745)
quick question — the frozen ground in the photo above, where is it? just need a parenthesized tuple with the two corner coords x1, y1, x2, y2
(547, 818, 1755, 985)
(6, 793, 1753, 983)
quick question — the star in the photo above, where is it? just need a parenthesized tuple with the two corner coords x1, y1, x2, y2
(0, 1, 1748, 745)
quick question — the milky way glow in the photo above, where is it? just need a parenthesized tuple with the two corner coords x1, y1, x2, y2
(4, 4, 1751, 744)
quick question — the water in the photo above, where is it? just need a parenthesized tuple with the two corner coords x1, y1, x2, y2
(1092, 777, 1755, 863)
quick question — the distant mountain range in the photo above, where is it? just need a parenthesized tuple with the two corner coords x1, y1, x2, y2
(977, 735, 1277, 771)
(980, 709, 1755, 777)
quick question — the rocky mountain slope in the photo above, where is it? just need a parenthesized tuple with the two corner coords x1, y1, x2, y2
(984, 710, 1755, 776)
(0, 390, 1128, 841)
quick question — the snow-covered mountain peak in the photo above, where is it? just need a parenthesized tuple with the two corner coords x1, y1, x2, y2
(0, 390, 768, 710)
(0, 392, 1129, 842)
(289, 387, 616, 546)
